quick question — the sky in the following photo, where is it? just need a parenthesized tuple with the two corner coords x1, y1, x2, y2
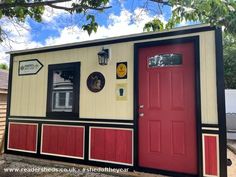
(0, 0, 183, 65)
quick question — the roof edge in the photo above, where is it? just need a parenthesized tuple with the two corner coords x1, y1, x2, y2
(7, 24, 215, 55)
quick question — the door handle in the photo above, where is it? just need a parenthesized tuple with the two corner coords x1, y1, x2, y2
(139, 113, 144, 117)
(139, 105, 144, 108)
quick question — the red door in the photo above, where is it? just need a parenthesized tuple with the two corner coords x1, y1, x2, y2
(138, 42, 197, 174)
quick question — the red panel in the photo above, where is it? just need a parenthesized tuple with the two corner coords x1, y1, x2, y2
(149, 73, 161, 109)
(42, 125, 84, 158)
(204, 136, 218, 176)
(172, 122, 185, 155)
(90, 128, 132, 164)
(171, 70, 184, 109)
(8, 123, 37, 152)
(138, 42, 197, 174)
(149, 121, 161, 152)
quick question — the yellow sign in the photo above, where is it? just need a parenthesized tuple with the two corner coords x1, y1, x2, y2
(116, 62, 127, 79)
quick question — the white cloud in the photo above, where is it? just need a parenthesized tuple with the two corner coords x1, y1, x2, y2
(41, 0, 76, 23)
(0, 7, 166, 65)
(45, 7, 166, 46)
(0, 18, 42, 65)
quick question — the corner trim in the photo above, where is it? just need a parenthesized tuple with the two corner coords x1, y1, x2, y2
(215, 27, 227, 177)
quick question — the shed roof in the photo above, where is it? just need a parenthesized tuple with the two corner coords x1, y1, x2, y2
(0, 69, 8, 90)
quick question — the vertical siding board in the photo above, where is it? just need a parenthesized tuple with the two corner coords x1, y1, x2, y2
(116, 130, 127, 163)
(50, 126, 58, 153)
(205, 32, 218, 124)
(200, 32, 218, 124)
(42, 125, 50, 153)
(104, 129, 116, 161)
(90, 128, 132, 164)
(26, 125, 35, 151)
(28, 75, 35, 115)
(91, 129, 105, 159)
(57, 127, 66, 155)
(204, 136, 218, 176)
(8, 124, 37, 152)
(75, 127, 84, 157)
(42, 125, 84, 158)
(126, 131, 133, 163)
(67, 128, 75, 156)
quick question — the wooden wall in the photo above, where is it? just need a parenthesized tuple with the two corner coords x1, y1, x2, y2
(0, 92, 7, 149)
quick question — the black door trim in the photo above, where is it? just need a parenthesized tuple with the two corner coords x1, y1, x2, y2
(133, 36, 202, 176)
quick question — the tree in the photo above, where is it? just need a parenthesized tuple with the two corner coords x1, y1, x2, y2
(0, 63, 8, 70)
(0, 0, 236, 38)
(224, 33, 236, 89)
(0, 0, 111, 40)
(144, 0, 236, 35)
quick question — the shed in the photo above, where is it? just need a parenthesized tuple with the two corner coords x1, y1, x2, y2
(5, 25, 227, 177)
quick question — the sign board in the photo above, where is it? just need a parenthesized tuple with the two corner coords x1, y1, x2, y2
(19, 59, 43, 76)
(116, 62, 127, 79)
(116, 83, 127, 101)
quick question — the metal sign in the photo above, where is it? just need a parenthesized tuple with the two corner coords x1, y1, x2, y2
(19, 59, 43, 76)
(116, 62, 127, 79)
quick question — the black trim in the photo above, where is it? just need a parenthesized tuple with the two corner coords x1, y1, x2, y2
(133, 36, 202, 177)
(215, 27, 227, 177)
(18, 59, 43, 76)
(36, 123, 42, 155)
(202, 124, 219, 128)
(201, 130, 219, 134)
(11, 26, 215, 57)
(46, 62, 80, 119)
(9, 116, 134, 123)
(193, 37, 203, 177)
(84, 125, 89, 161)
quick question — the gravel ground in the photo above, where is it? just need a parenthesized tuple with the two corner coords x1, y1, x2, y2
(0, 150, 235, 177)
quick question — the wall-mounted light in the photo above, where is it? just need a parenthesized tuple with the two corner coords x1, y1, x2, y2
(97, 48, 110, 65)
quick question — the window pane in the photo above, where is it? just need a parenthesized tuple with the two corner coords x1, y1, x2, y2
(53, 70, 74, 90)
(52, 91, 73, 112)
(51, 69, 74, 112)
(148, 54, 182, 68)
(58, 92, 66, 106)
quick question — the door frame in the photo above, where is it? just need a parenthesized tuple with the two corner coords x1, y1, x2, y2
(133, 36, 202, 177)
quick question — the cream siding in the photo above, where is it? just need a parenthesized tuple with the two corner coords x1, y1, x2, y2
(10, 30, 218, 124)
(199, 32, 218, 124)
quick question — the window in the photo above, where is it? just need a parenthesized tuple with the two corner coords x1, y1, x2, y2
(47, 62, 80, 118)
(148, 53, 182, 68)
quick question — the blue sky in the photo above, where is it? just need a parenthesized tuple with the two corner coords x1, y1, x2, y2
(0, 0, 176, 64)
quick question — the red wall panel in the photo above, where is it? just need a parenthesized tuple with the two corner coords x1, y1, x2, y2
(90, 128, 132, 165)
(42, 125, 84, 158)
(204, 135, 218, 176)
(8, 123, 37, 152)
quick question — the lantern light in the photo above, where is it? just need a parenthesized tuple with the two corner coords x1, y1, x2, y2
(98, 48, 110, 65)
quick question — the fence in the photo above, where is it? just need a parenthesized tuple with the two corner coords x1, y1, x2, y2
(225, 89, 236, 113)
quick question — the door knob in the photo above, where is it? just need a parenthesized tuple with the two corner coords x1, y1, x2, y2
(139, 113, 144, 117)
(139, 105, 144, 108)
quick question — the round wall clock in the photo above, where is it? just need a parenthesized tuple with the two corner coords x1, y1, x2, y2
(87, 72, 105, 92)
